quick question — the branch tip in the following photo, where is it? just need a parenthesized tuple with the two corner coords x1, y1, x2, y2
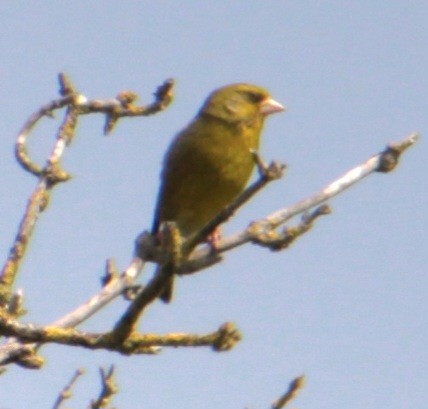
(7, 289, 26, 317)
(52, 368, 85, 409)
(116, 90, 139, 107)
(101, 259, 119, 287)
(249, 205, 329, 251)
(154, 78, 175, 105)
(271, 375, 305, 409)
(212, 322, 242, 352)
(251, 149, 286, 180)
(58, 73, 76, 97)
(377, 132, 419, 173)
(90, 365, 117, 409)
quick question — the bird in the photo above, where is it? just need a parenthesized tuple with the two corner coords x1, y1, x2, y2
(152, 83, 285, 302)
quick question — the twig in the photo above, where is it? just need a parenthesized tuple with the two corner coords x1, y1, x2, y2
(52, 368, 85, 409)
(54, 258, 144, 328)
(0, 315, 240, 354)
(90, 366, 118, 409)
(0, 257, 145, 367)
(14, 95, 74, 176)
(110, 260, 180, 343)
(250, 204, 331, 251)
(1, 73, 173, 307)
(0, 73, 173, 365)
(261, 132, 419, 230)
(271, 375, 305, 409)
(0, 86, 78, 307)
(5, 289, 25, 317)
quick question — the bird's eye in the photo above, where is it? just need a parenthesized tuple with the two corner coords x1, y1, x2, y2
(247, 91, 264, 103)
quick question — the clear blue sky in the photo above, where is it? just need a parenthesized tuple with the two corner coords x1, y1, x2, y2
(0, 2, 426, 408)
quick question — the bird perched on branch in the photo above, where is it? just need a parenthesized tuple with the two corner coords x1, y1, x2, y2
(152, 83, 285, 302)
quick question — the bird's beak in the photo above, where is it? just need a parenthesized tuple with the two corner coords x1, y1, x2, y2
(260, 97, 286, 116)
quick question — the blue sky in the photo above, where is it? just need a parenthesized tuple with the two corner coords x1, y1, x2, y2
(0, 2, 426, 408)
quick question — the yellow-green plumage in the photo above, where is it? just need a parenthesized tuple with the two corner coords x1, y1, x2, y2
(152, 83, 284, 302)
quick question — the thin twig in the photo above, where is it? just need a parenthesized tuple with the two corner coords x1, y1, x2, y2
(271, 375, 305, 409)
(90, 366, 118, 409)
(52, 368, 85, 409)
(0, 105, 77, 307)
(115, 133, 419, 338)
(14, 95, 74, 176)
(250, 204, 331, 251)
(110, 263, 177, 343)
(54, 258, 144, 328)
(75, 78, 175, 134)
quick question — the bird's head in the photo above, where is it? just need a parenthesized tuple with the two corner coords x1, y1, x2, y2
(200, 83, 285, 124)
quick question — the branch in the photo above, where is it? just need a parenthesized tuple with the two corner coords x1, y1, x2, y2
(126, 133, 419, 335)
(0, 87, 418, 370)
(52, 368, 85, 409)
(0, 73, 174, 366)
(0, 89, 78, 307)
(0, 132, 409, 368)
(72, 77, 174, 134)
(0, 257, 145, 367)
(0, 74, 174, 310)
(175, 132, 419, 272)
(14, 94, 74, 177)
(271, 375, 305, 409)
(90, 366, 118, 409)
(0, 315, 241, 354)
(110, 262, 176, 343)
(250, 204, 331, 251)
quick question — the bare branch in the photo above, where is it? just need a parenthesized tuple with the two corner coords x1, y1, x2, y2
(14, 95, 74, 176)
(271, 375, 305, 409)
(1, 98, 79, 306)
(0, 180, 51, 307)
(52, 368, 85, 409)
(0, 257, 145, 367)
(73, 77, 175, 134)
(250, 204, 331, 251)
(0, 74, 174, 364)
(0, 314, 240, 354)
(90, 366, 118, 409)
(180, 132, 419, 270)
(0, 81, 418, 371)
(55, 258, 145, 329)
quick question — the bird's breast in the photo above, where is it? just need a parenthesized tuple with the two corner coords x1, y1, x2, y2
(158, 118, 261, 236)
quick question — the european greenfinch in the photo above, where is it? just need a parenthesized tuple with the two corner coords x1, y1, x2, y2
(152, 83, 285, 302)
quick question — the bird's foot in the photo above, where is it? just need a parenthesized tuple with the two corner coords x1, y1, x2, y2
(207, 226, 222, 253)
